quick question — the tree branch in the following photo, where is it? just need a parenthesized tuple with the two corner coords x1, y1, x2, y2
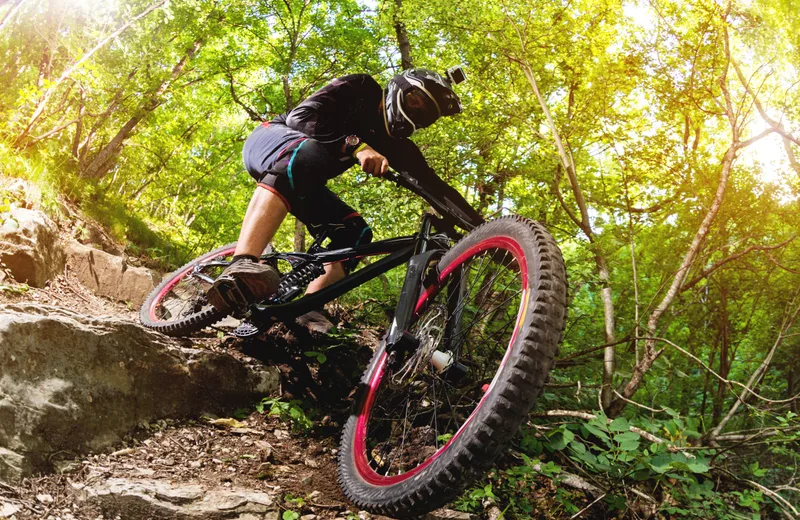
(682, 235, 797, 292)
(708, 292, 800, 440)
(13, 0, 168, 146)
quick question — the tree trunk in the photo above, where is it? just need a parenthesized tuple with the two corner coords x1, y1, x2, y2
(516, 60, 617, 411)
(712, 287, 731, 424)
(699, 335, 719, 421)
(293, 217, 305, 252)
(80, 39, 202, 179)
(393, 0, 413, 69)
(608, 140, 738, 417)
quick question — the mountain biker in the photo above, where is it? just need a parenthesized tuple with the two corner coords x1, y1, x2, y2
(206, 68, 484, 324)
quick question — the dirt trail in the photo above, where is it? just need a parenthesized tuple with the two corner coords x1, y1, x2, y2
(0, 270, 415, 520)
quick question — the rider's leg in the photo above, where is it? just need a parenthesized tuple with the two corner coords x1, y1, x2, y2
(306, 262, 345, 294)
(297, 189, 373, 295)
(206, 185, 287, 310)
(292, 188, 372, 333)
(234, 185, 288, 257)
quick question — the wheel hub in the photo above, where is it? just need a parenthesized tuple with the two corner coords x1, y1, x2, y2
(389, 304, 448, 388)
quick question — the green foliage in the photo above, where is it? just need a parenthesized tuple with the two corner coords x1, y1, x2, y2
(0, 282, 29, 295)
(256, 397, 312, 432)
(467, 412, 793, 518)
(2, 0, 800, 515)
(454, 483, 496, 513)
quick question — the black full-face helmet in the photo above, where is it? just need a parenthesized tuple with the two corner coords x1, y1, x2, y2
(384, 68, 463, 138)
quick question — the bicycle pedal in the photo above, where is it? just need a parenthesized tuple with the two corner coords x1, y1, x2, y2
(233, 321, 262, 338)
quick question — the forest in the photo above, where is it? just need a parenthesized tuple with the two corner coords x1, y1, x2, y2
(1, 0, 799, 517)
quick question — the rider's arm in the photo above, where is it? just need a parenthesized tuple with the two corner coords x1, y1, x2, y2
(383, 138, 485, 231)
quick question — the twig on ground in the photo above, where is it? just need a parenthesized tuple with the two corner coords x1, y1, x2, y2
(570, 493, 606, 519)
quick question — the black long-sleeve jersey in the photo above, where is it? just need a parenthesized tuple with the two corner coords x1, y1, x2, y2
(273, 74, 484, 230)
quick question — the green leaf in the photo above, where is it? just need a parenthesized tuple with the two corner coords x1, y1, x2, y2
(648, 454, 672, 474)
(547, 427, 575, 451)
(686, 458, 710, 474)
(609, 417, 630, 432)
(583, 423, 610, 443)
(569, 440, 587, 455)
(663, 407, 680, 418)
(614, 431, 641, 442)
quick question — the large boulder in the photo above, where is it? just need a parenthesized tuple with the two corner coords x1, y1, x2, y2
(74, 478, 278, 519)
(0, 304, 280, 483)
(64, 240, 159, 306)
(0, 207, 65, 287)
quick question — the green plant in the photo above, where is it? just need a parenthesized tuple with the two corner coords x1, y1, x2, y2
(454, 483, 497, 513)
(256, 397, 313, 432)
(0, 283, 29, 295)
(284, 493, 305, 507)
(303, 350, 329, 364)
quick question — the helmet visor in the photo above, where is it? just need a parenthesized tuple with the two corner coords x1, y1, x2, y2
(402, 88, 439, 128)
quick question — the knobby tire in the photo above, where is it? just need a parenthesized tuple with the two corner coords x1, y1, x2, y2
(337, 216, 568, 516)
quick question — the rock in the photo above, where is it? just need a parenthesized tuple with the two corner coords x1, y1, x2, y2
(0, 502, 21, 517)
(72, 218, 123, 256)
(36, 493, 54, 504)
(255, 441, 273, 461)
(64, 240, 160, 306)
(75, 478, 278, 519)
(0, 207, 65, 287)
(0, 304, 280, 482)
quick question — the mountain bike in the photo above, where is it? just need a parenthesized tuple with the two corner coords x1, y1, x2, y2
(139, 169, 568, 517)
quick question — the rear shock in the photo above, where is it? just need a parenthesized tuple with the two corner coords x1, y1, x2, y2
(271, 261, 326, 303)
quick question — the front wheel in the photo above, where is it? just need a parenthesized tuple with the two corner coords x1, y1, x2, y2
(338, 216, 568, 517)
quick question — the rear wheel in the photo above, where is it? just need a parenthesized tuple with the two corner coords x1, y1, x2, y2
(139, 243, 237, 336)
(338, 216, 567, 516)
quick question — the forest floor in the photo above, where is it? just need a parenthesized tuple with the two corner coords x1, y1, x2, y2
(0, 271, 422, 520)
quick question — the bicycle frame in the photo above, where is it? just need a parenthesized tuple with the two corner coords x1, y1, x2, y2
(245, 169, 478, 334)
(248, 214, 445, 325)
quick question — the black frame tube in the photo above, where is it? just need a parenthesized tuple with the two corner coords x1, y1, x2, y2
(250, 241, 416, 323)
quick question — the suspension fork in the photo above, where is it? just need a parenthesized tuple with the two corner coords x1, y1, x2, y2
(443, 264, 467, 355)
(385, 214, 444, 356)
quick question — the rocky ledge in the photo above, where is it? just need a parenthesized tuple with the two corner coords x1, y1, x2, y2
(0, 304, 279, 482)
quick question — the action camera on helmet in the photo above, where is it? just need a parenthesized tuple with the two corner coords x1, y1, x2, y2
(446, 66, 466, 85)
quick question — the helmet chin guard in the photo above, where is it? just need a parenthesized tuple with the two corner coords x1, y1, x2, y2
(384, 68, 464, 138)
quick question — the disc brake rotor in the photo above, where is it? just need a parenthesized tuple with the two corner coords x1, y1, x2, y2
(390, 304, 448, 388)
